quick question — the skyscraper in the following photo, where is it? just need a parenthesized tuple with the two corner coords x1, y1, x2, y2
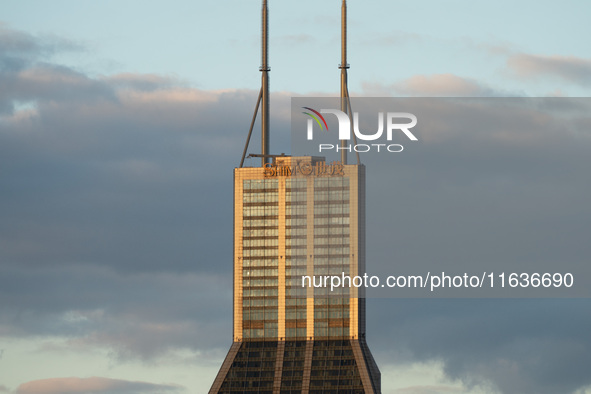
(209, 157, 381, 393)
(210, 2, 380, 392)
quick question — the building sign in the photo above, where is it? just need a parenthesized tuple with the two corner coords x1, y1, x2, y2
(264, 160, 344, 178)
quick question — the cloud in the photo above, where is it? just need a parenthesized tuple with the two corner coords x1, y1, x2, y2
(0, 264, 232, 360)
(371, 299, 591, 394)
(16, 377, 182, 394)
(507, 53, 591, 86)
(0, 25, 293, 365)
(362, 74, 499, 97)
(0, 23, 81, 72)
(2, 23, 591, 394)
(392, 386, 467, 394)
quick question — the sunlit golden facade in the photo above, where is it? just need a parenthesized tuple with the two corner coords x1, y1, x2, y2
(210, 156, 380, 393)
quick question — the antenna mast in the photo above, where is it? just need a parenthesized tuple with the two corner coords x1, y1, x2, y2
(339, 0, 360, 165)
(339, 0, 350, 165)
(239, 0, 271, 168)
(261, 0, 270, 166)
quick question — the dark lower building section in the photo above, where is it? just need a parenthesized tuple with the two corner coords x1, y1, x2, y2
(209, 339, 381, 394)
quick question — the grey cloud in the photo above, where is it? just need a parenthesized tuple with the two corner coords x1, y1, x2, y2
(0, 29, 289, 361)
(0, 87, 261, 273)
(16, 377, 182, 394)
(2, 63, 116, 107)
(0, 67, 294, 273)
(0, 25, 104, 115)
(294, 97, 591, 393)
(507, 53, 591, 86)
(360, 98, 591, 283)
(104, 73, 185, 92)
(0, 263, 232, 360)
(370, 299, 591, 394)
(2, 24, 591, 394)
(392, 386, 468, 394)
(0, 24, 81, 72)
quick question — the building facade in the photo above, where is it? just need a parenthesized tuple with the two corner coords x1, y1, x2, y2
(209, 156, 380, 393)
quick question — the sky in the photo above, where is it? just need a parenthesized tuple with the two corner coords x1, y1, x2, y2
(1, 0, 591, 393)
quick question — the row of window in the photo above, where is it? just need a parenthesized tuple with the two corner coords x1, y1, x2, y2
(243, 219, 278, 227)
(314, 178, 350, 188)
(313, 238, 349, 246)
(286, 179, 307, 188)
(286, 238, 306, 246)
(286, 192, 307, 202)
(242, 233, 350, 244)
(243, 239, 279, 247)
(243, 268, 278, 277)
(243, 192, 278, 203)
(286, 249, 308, 257)
(285, 310, 307, 320)
(313, 190, 350, 201)
(243, 228, 278, 237)
(243, 194, 351, 206)
(286, 228, 307, 237)
(314, 298, 350, 305)
(313, 257, 350, 265)
(313, 247, 350, 255)
(285, 218, 308, 226)
(288, 206, 307, 215)
(314, 267, 351, 276)
(242, 309, 349, 321)
(314, 309, 350, 319)
(286, 249, 353, 257)
(243, 206, 279, 216)
(243, 311, 278, 320)
(286, 268, 308, 276)
(314, 206, 350, 215)
(243, 248, 278, 257)
(243, 298, 278, 307)
(242, 260, 278, 268)
(286, 289, 308, 297)
(314, 227, 349, 236)
(314, 288, 352, 296)
(286, 256, 307, 263)
(286, 278, 310, 287)
(286, 327, 307, 338)
(243, 179, 278, 190)
(314, 327, 350, 337)
(240, 328, 353, 339)
(286, 298, 307, 306)
(243, 328, 278, 339)
(243, 288, 279, 297)
(243, 278, 279, 287)
(314, 217, 350, 225)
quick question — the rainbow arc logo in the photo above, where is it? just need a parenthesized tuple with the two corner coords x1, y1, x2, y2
(302, 107, 329, 132)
